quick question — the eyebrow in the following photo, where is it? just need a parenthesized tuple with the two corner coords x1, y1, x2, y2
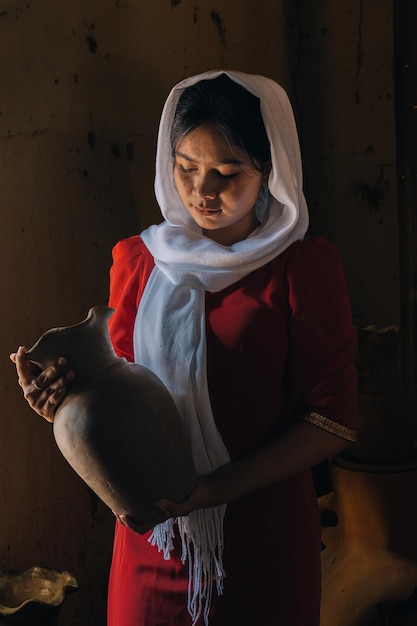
(174, 150, 244, 167)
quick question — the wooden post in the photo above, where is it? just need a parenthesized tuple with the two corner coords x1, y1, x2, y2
(393, 0, 417, 393)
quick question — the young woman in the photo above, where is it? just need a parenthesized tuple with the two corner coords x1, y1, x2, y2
(12, 70, 357, 626)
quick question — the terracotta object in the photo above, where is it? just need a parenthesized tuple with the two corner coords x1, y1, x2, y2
(26, 307, 198, 532)
(320, 456, 417, 626)
(0, 566, 77, 622)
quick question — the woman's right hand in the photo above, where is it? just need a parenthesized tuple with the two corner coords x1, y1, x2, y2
(10, 346, 75, 423)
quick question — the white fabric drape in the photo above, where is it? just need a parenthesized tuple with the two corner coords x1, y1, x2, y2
(134, 69, 309, 625)
(143, 69, 308, 291)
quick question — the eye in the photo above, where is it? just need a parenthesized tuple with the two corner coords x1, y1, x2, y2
(178, 164, 196, 174)
(215, 170, 239, 179)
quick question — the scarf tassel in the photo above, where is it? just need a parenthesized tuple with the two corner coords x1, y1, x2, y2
(148, 505, 227, 626)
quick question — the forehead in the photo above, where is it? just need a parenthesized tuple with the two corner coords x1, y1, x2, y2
(175, 123, 249, 165)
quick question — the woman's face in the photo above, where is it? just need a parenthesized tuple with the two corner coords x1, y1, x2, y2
(173, 122, 268, 246)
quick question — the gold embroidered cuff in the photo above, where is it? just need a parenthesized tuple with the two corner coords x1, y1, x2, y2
(302, 411, 356, 442)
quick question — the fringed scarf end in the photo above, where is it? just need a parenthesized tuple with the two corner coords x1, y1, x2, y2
(148, 504, 227, 626)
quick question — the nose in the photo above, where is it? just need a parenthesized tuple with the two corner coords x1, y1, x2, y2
(193, 172, 217, 200)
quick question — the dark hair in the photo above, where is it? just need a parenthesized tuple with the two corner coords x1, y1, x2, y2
(170, 73, 271, 171)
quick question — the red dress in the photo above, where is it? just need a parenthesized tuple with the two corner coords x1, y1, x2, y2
(107, 235, 357, 626)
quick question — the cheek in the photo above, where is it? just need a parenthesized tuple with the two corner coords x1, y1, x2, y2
(227, 182, 260, 207)
(174, 173, 191, 196)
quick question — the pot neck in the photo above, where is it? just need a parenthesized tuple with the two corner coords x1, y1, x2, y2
(27, 307, 119, 380)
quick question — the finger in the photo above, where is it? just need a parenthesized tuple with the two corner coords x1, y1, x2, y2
(23, 372, 74, 422)
(25, 385, 66, 423)
(41, 386, 69, 421)
(117, 512, 168, 535)
(9, 347, 28, 365)
(32, 367, 75, 394)
(14, 346, 37, 386)
(26, 371, 74, 405)
(115, 513, 126, 525)
(34, 396, 57, 423)
(156, 499, 176, 518)
(45, 385, 68, 406)
(31, 356, 69, 390)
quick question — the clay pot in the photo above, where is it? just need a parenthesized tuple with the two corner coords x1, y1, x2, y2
(320, 456, 417, 626)
(0, 566, 77, 624)
(26, 306, 198, 533)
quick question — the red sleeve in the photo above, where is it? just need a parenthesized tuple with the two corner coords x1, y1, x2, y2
(287, 238, 357, 441)
(107, 235, 155, 362)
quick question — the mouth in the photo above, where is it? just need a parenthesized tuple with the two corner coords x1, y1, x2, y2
(192, 204, 221, 216)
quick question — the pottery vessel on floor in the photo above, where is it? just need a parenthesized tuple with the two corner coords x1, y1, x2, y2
(0, 566, 77, 624)
(26, 306, 198, 533)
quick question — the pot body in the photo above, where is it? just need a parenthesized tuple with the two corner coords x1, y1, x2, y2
(26, 307, 198, 532)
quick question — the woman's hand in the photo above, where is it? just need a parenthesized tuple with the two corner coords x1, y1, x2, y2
(113, 509, 168, 535)
(156, 477, 213, 519)
(113, 421, 352, 534)
(10, 346, 75, 423)
(113, 478, 214, 534)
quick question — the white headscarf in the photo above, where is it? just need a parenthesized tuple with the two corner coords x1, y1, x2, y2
(134, 70, 309, 625)
(142, 69, 308, 289)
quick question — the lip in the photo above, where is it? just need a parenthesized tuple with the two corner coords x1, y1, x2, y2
(192, 204, 221, 216)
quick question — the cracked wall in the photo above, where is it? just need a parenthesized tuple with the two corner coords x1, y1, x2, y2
(0, 1, 398, 624)
(287, 0, 399, 327)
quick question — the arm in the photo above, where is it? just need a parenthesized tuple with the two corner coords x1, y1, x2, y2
(120, 421, 349, 531)
(120, 239, 358, 532)
(120, 421, 350, 533)
(206, 239, 357, 505)
(155, 420, 349, 518)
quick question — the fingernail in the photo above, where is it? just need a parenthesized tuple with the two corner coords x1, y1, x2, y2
(57, 357, 67, 366)
(37, 374, 46, 385)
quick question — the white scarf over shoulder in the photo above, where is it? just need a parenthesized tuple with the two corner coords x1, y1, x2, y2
(134, 70, 308, 625)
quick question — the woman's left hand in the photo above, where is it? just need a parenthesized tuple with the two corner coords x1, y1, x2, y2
(113, 510, 167, 535)
(114, 477, 214, 534)
(114, 420, 351, 535)
(156, 477, 212, 519)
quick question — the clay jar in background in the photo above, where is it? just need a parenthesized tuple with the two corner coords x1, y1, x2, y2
(25, 306, 198, 533)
